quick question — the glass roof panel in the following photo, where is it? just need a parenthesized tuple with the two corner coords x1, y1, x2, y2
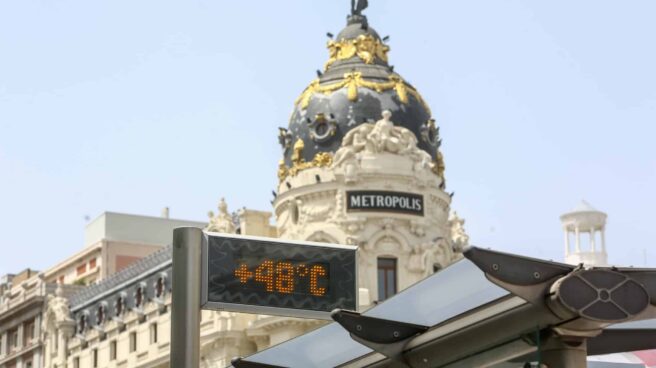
(244, 323, 371, 368)
(607, 319, 656, 329)
(364, 258, 510, 326)
(240, 258, 512, 367)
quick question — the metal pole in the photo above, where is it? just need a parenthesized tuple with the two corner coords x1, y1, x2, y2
(171, 227, 203, 368)
(540, 334, 587, 368)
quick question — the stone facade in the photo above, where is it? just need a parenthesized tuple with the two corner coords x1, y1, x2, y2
(22, 5, 472, 367)
(275, 112, 459, 300)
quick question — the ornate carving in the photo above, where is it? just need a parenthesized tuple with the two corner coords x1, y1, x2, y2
(332, 111, 435, 171)
(295, 72, 430, 115)
(420, 119, 439, 145)
(432, 150, 446, 189)
(408, 238, 450, 277)
(43, 284, 74, 336)
(278, 139, 334, 182)
(277, 160, 288, 182)
(449, 211, 469, 252)
(206, 198, 236, 233)
(300, 202, 334, 223)
(325, 34, 389, 70)
(278, 127, 293, 149)
(309, 113, 338, 143)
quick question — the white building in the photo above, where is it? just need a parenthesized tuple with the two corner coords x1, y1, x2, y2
(40, 4, 469, 368)
(561, 201, 608, 267)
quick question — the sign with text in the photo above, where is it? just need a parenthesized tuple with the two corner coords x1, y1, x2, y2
(346, 190, 424, 216)
(201, 233, 357, 319)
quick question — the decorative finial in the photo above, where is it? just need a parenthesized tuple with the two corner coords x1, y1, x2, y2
(55, 283, 64, 297)
(351, 0, 368, 16)
(381, 110, 392, 121)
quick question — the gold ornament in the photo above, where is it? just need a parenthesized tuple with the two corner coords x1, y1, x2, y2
(291, 138, 305, 165)
(324, 34, 390, 70)
(277, 159, 289, 182)
(278, 138, 334, 182)
(294, 72, 431, 116)
(432, 150, 446, 189)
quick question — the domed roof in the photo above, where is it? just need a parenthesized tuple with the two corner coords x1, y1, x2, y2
(278, 12, 441, 175)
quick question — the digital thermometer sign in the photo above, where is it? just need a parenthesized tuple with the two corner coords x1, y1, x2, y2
(201, 233, 357, 319)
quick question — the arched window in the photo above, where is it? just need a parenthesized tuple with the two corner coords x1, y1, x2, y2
(77, 313, 87, 334)
(114, 296, 125, 317)
(134, 286, 144, 308)
(95, 304, 105, 325)
(155, 277, 165, 298)
(377, 257, 397, 301)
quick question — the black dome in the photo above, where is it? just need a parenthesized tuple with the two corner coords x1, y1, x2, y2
(279, 14, 440, 167)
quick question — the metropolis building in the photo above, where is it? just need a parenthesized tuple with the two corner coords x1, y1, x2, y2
(3, 3, 649, 368)
(34, 5, 468, 368)
(31, 5, 472, 368)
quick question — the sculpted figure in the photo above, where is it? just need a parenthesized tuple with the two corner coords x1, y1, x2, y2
(206, 198, 236, 233)
(367, 110, 399, 153)
(333, 123, 372, 167)
(449, 211, 469, 251)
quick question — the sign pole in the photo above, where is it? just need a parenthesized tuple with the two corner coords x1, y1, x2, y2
(171, 227, 203, 368)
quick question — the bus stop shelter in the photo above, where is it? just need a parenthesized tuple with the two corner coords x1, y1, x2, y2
(230, 247, 656, 368)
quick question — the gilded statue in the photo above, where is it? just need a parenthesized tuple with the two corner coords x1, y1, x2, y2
(279, 138, 333, 181)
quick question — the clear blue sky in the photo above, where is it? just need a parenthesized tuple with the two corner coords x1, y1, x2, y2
(1, 0, 655, 276)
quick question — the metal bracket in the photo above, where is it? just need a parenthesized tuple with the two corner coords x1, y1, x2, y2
(464, 246, 574, 304)
(231, 357, 287, 368)
(331, 309, 428, 367)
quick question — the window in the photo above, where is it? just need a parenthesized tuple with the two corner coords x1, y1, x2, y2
(96, 305, 105, 325)
(377, 257, 397, 301)
(76, 264, 87, 276)
(150, 323, 158, 344)
(73, 357, 80, 368)
(109, 340, 117, 360)
(24, 319, 35, 346)
(58, 275, 65, 284)
(89, 258, 97, 269)
(8, 328, 18, 351)
(155, 277, 165, 298)
(92, 349, 98, 368)
(114, 296, 124, 317)
(77, 314, 87, 334)
(135, 287, 144, 308)
(129, 332, 137, 352)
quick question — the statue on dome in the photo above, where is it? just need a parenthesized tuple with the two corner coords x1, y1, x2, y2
(206, 198, 236, 233)
(333, 110, 435, 170)
(351, 0, 368, 16)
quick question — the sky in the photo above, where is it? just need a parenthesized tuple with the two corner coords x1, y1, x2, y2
(1, 0, 655, 276)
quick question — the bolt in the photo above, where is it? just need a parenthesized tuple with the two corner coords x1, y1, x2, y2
(356, 325, 362, 331)
(492, 264, 500, 271)
(533, 272, 541, 279)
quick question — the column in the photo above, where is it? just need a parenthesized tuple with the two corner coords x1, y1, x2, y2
(35, 314, 42, 340)
(564, 228, 570, 256)
(1, 331, 6, 357)
(590, 228, 596, 252)
(575, 226, 581, 253)
(601, 229, 606, 253)
(58, 321, 75, 368)
(17, 322, 24, 350)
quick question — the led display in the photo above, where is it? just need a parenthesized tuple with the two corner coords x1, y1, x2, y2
(202, 233, 357, 318)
